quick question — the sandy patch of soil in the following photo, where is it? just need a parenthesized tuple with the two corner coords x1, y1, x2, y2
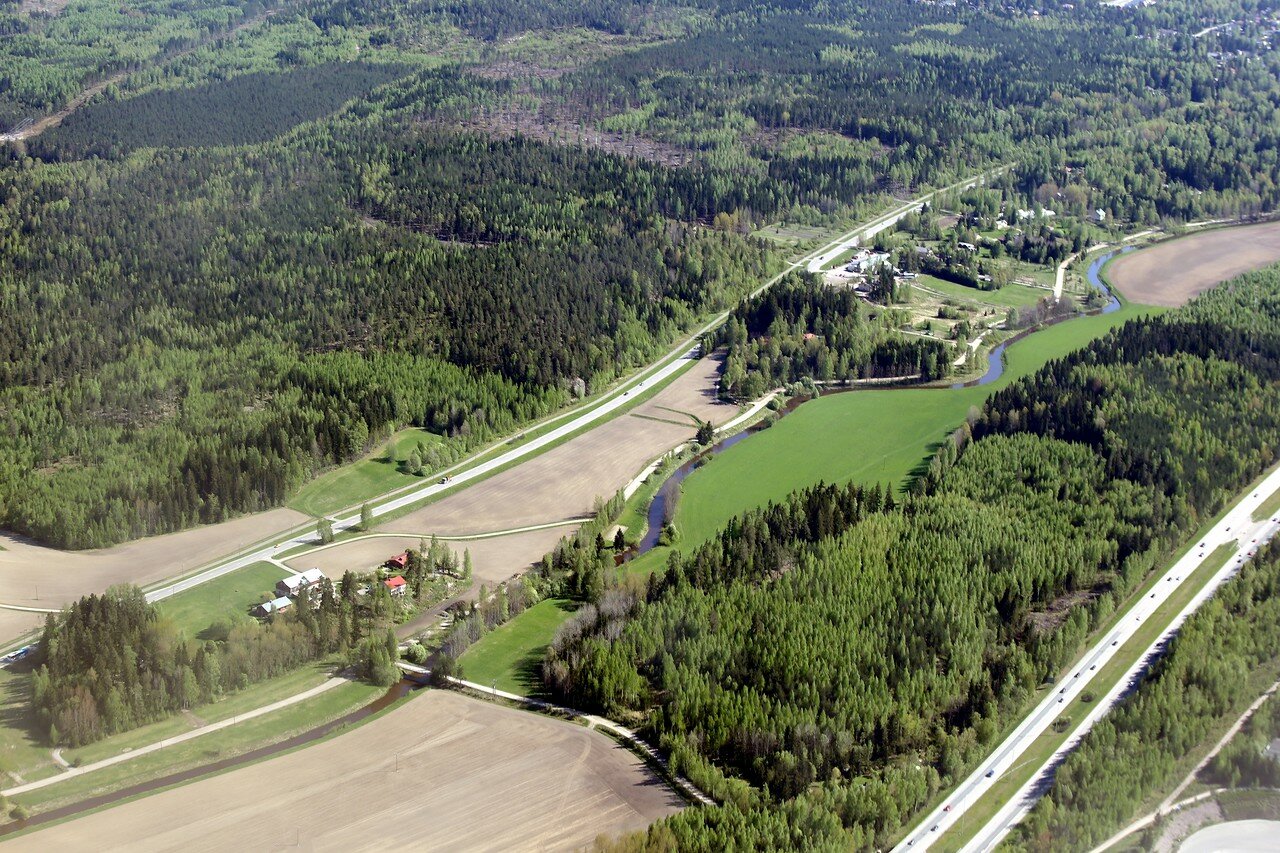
(10, 690, 681, 851)
(1108, 221, 1280, 307)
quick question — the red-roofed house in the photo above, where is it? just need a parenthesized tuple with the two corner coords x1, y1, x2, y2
(384, 575, 408, 597)
(385, 552, 409, 570)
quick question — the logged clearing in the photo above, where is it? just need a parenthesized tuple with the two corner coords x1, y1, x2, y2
(386, 355, 733, 536)
(286, 525, 576, 585)
(0, 508, 307, 622)
(12, 690, 683, 851)
(1109, 221, 1280, 307)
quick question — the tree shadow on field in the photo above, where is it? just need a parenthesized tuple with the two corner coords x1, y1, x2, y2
(905, 436, 951, 486)
(0, 661, 50, 753)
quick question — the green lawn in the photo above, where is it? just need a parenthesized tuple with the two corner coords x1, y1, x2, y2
(63, 661, 339, 766)
(458, 599, 577, 696)
(0, 667, 64, 788)
(155, 560, 289, 640)
(290, 428, 445, 517)
(914, 273, 1047, 309)
(1254, 485, 1280, 522)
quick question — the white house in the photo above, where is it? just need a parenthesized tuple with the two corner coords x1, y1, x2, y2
(276, 567, 326, 598)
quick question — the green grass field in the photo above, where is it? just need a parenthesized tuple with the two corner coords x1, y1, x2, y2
(669, 303, 1155, 550)
(290, 428, 445, 517)
(155, 560, 289, 640)
(14, 677, 384, 816)
(914, 273, 1047, 309)
(457, 599, 577, 696)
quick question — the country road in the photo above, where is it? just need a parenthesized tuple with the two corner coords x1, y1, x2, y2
(806, 168, 1009, 274)
(894, 463, 1280, 852)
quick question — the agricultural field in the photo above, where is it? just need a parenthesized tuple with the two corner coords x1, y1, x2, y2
(669, 302, 1153, 552)
(383, 354, 736, 536)
(0, 508, 307, 646)
(1108, 221, 1280, 307)
(8, 690, 683, 851)
(458, 598, 577, 695)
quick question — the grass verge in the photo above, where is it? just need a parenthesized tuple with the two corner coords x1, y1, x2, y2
(457, 599, 578, 696)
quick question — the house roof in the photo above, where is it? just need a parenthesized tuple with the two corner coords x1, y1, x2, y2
(384, 575, 407, 589)
(387, 552, 409, 566)
(280, 568, 326, 590)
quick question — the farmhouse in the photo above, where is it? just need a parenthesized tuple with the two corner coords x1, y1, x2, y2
(384, 575, 408, 597)
(254, 596, 293, 618)
(277, 567, 326, 599)
(385, 552, 409, 570)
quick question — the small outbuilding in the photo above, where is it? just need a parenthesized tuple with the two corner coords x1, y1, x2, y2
(255, 596, 293, 618)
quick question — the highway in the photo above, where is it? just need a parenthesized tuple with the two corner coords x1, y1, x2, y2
(894, 462, 1280, 852)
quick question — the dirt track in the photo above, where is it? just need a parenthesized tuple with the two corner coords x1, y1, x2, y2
(285, 526, 576, 585)
(10, 690, 682, 852)
(1109, 221, 1280, 307)
(386, 355, 734, 536)
(0, 508, 307, 613)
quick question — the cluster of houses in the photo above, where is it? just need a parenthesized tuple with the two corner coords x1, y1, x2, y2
(254, 552, 418, 619)
(254, 567, 326, 618)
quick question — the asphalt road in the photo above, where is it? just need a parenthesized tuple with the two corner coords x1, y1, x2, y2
(894, 463, 1280, 852)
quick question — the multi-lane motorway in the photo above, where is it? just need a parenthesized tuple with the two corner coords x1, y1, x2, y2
(895, 462, 1280, 851)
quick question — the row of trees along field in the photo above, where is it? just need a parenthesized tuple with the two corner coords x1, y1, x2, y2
(713, 275, 952, 400)
(1010, 540, 1280, 852)
(31, 579, 404, 747)
(549, 265, 1280, 849)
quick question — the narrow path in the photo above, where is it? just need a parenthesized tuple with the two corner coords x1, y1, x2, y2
(0, 8, 279, 143)
(2, 674, 350, 797)
(51, 748, 70, 771)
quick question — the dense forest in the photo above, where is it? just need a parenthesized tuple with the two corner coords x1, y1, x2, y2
(713, 275, 951, 399)
(553, 266, 1280, 848)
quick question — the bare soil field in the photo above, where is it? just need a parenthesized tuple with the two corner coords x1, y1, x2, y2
(11, 690, 682, 852)
(285, 525, 576, 585)
(0, 508, 307, 613)
(385, 355, 734, 536)
(1109, 221, 1280, 307)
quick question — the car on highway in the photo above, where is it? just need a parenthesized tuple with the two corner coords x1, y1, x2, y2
(439, 475, 451, 484)
(985, 770, 995, 778)
(944, 805, 952, 812)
